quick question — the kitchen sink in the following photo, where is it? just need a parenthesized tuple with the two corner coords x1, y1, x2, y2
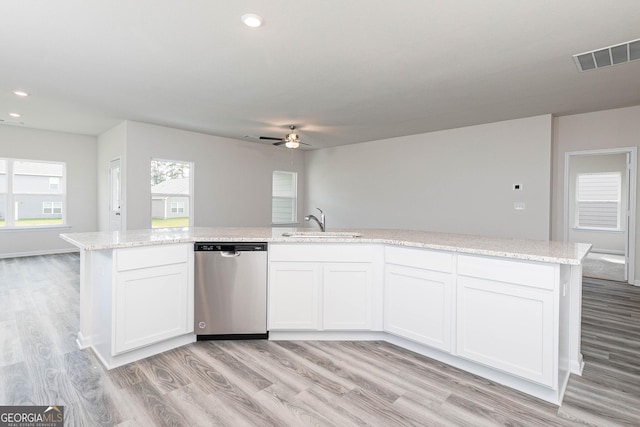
(282, 231, 362, 238)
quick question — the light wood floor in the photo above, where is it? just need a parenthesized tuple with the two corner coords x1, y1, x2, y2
(1, 254, 639, 426)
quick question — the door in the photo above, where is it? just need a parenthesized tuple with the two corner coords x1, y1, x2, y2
(268, 262, 321, 330)
(109, 158, 122, 232)
(384, 263, 453, 351)
(456, 275, 555, 386)
(114, 262, 190, 354)
(564, 148, 636, 283)
(323, 263, 373, 330)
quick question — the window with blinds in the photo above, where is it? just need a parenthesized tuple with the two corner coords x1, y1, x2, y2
(272, 171, 297, 224)
(576, 172, 621, 230)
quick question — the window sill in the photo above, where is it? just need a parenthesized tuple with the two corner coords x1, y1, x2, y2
(0, 224, 72, 232)
(572, 227, 624, 233)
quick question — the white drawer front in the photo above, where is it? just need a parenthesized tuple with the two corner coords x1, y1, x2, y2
(116, 244, 189, 272)
(458, 255, 557, 290)
(385, 246, 453, 273)
(269, 243, 377, 262)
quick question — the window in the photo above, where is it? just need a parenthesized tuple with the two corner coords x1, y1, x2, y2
(272, 171, 297, 224)
(171, 201, 185, 213)
(49, 177, 60, 190)
(576, 172, 621, 230)
(43, 201, 62, 214)
(0, 158, 66, 228)
(151, 159, 192, 228)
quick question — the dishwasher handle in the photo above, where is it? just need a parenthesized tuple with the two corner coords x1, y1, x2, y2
(220, 251, 241, 258)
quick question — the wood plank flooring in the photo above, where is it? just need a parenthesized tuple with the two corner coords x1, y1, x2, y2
(1, 253, 640, 426)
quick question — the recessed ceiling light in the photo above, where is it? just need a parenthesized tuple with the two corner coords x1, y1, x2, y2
(241, 13, 263, 28)
(9, 112, 21, 118)
(13, 90, 29, 97)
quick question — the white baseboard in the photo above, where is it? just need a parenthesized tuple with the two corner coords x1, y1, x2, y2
(0, 247, 80, 259)
(589, 249, 625, 255)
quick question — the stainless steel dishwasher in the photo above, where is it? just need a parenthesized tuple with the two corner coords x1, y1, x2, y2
(194, 242, 268, 340)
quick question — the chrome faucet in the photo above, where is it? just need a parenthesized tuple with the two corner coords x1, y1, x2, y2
(304, 208, 325, 232)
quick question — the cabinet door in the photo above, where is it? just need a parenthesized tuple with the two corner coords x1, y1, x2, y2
(456, 276, 555, 386)
(384, 264, 452, 351)
(323, 263, 373, 330)
(269, 262, 321, 330)
(114, 263, 190, 355)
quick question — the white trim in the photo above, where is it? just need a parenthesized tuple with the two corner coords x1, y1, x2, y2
(572, 227, 624, 233)
(564, 147, 637, 284)
(0, 247, 79, 259)
(0, 224, 72, 232)
(588, 248, 625, 256)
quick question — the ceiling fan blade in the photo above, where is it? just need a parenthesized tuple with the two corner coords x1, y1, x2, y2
(259, 136, 284, 141)
(272, 141, 286, 146)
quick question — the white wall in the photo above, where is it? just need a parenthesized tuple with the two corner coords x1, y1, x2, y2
(552, 105, 640, 282)
(568, 153, 627, 253)
(0, 126, 97, 257)
(121, 121, 305, 229)
(304, 115, 552, 240)
(97, 122, 126, 231)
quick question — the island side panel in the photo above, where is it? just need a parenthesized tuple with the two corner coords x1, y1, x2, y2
(569, 264, 584, 374)
(76, 249, 92, 348)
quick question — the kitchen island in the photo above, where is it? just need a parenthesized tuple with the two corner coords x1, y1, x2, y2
(60, 227, 590, 405)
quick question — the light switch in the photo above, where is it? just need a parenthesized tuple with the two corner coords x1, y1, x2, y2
(513, 184, 522, 190)
(514, 202, 525, 210)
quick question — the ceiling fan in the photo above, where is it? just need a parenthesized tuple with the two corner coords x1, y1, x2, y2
(259, 125, 310, 149)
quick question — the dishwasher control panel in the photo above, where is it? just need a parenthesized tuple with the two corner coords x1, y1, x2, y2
(194, 243, 267, 252)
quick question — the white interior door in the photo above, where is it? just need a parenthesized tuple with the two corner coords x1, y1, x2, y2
(109, 158, 122, 232)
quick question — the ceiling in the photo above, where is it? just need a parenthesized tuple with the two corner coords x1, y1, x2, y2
(1, 0, 639, 149)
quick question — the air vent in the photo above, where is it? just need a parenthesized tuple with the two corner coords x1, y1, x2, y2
(0, 118, 25, 126)
(573, 38, 640, 72)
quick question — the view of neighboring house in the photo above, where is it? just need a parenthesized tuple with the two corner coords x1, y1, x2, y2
(0, 160, 65, 224)
(151, 177, 190, 220)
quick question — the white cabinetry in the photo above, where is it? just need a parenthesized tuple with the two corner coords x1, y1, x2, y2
(323, 263, 375, 329)
(456, 255, 558, 386)
(269, 244, 382, 331)
(91, 243, 194, 368)
(269, 262, 321, 329)
(114, 247, 192, 354)
(384, 246, 454, 352)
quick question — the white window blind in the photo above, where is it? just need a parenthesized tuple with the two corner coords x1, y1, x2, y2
(272, 171, 297, 224)
(576, 172, 621, 229)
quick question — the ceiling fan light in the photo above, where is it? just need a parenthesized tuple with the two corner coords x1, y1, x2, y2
(285, 140, 300, 149)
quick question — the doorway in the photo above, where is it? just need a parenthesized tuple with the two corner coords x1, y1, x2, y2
(564, 148, 636, 284)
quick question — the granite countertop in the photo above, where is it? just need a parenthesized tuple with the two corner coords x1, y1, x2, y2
(60, 227, 591, 265)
